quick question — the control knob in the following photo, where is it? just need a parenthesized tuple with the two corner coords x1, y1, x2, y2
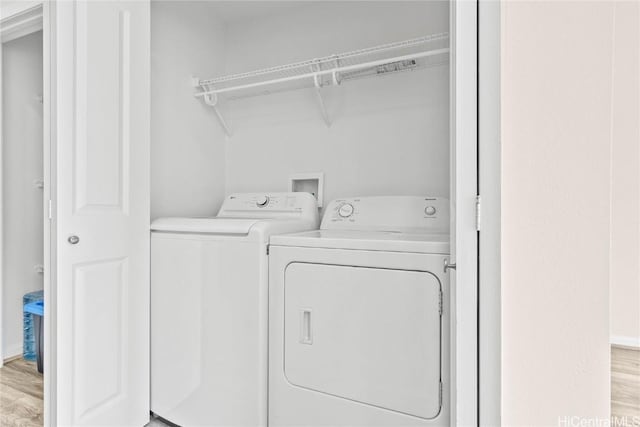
(256, 196, 270, 207)
(338, 203, 354, 218)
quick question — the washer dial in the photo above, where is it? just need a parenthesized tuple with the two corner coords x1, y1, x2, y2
(338, 203, 354, 218)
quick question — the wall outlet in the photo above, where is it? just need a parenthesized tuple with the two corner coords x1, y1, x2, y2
(289, 173, 324, 208)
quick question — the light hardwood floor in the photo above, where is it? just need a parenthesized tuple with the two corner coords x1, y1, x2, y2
(612, 345, 640, 424)
(0, 358, 43, 427)
(0, 348, 637, 427)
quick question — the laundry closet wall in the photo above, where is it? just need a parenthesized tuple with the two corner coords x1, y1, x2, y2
(151, 2, 227, 219)
(223, 1, 450, 203)
(1, 30, 44, 359)
(151, 1, 451, 219)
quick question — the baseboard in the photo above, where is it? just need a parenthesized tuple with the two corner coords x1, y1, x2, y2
(3, 353, 22, 364)
(611, 335, 640, 349)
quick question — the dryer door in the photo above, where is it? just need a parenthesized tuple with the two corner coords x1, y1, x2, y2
(284, 263, 442, 419)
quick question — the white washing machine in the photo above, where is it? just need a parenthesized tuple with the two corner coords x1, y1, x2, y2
(269, 196, 450, 427)
(150, 193, 318, 427)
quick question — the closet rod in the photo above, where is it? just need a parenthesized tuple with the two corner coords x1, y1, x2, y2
(194, 48, 450, 98)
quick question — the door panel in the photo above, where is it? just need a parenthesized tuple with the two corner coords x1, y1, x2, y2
(284, 263, 442, 419)
(53, 1, 150, 425)
(74, 2, 130, 213)
(72, 258, 128, 421)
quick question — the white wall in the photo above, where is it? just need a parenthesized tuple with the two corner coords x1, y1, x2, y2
(151, 1, 227, 219)
(223, 2, 450, 206)
(151, 1, 450, 215)
(610, 1, 640, 348)
(1, 30, 43, 358)
(501, 2, 615, 424)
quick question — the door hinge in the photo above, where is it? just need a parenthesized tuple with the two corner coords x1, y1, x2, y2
(438, 288, 443, 316)
(48, 200, 52, 220)
(475, 195, 481, 231)
(266, 245, 270, 255)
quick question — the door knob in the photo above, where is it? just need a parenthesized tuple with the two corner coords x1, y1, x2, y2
(68, 235, 80, 245)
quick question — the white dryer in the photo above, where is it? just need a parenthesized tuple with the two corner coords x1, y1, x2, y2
(150, 193, 318, 427)
(269, 196, 450, 427)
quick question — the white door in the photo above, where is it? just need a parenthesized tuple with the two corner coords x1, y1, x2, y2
(284, 263, 442, 420)
(51, 1, 150, 425)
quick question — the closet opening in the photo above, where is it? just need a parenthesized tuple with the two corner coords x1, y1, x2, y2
(148, 1, 479, 426)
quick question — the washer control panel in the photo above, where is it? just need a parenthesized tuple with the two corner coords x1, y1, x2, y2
(321, 196, 449, 233)
(217, 193, 319, 223)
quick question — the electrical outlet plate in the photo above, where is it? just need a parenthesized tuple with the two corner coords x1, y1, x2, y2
(289, 172, 324, 208)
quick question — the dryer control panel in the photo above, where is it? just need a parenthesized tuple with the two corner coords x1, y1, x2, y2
(321, 196, 449, 234)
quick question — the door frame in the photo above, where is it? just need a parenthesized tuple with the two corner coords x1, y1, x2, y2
(0, 1, 51, 423)
(478, 0, 501, 425)
(0, 2, 43, 44)
(453, 2, 502, 424)
(0, 0, 46, 366)
(451, 0, 478, 425)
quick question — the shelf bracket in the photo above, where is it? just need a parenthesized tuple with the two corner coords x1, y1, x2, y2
(200, 83, 232, 137)
(331, 55, 342, 86)
(311, 63, 331, 128)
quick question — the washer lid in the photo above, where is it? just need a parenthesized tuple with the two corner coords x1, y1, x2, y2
(151, 217, 261, 234)
(270, 230, 450, 254)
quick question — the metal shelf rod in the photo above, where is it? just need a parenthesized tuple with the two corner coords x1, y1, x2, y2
(194, 48, 449, 98)
(199, 33, 448, 86)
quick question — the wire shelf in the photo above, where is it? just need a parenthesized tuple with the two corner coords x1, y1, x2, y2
(194, 33, 450, 135)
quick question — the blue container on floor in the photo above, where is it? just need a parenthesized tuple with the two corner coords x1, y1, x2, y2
(23, 290, 44, 361)
(24, 300, 44, 373)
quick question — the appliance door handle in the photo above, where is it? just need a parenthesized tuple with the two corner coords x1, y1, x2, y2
(300, 309, 313, 345)
(444, 258, 456, 273)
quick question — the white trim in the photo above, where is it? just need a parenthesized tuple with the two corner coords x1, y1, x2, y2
(0, 12, 4, 371)
(479, 0, 501, 425)
(611, 335, 640, 349)
(42, 1, 54, 425)
(0, 1, 41, 20)
(451, 1, 479, 425)
(0, 3, 43, 43)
